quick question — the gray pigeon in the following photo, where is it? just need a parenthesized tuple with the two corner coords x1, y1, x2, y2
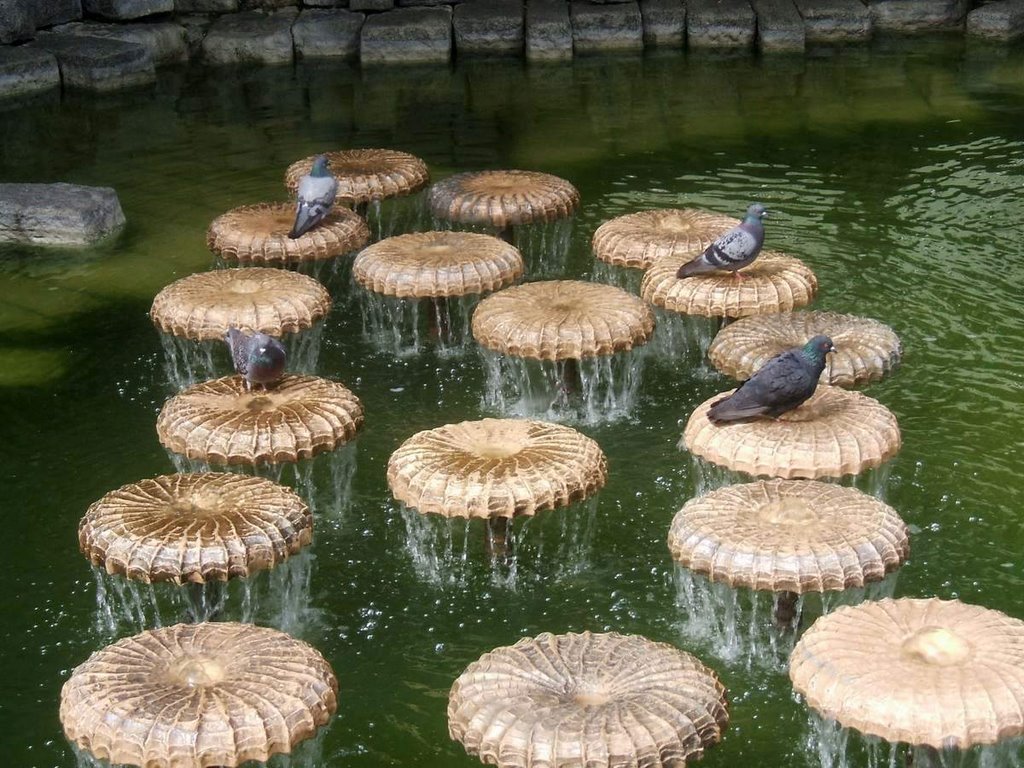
(288, 154, 338, 239)
(677, 203, 767, 279)
(708, 334, 834, 424)
(224, 328, 287, 390)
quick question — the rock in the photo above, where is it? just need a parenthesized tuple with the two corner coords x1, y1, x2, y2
(794, 0, 871, 42)
(571, 0, 644, 52)
(453, 0, 523, 55)
(240, 0, 296, 8)
(869, 0, 968, 31)
(293, 9, 363, 58)
(82, 0, 174, 20)
(178, 14, 214, 56)
(201, 9, 297, 64)
(0, 183, 126, 246)
(686, 0, 755, 47)
(0, 47, 60, 99)
(174, 0, 237, 11)
(361, 7, 452, 64)
(640, 0, 685, 45)
(967, 0, 1024, 40)
(32, 32, 155, 90)
(751, 0, 805, 51)
(0, 0, 35, 45)
(526, 0, 572, 60)
(349, 0, 393, 9)
(396, 0, 455, 5)
(51, 21, 189, 65)
(35, 0, 83, 28)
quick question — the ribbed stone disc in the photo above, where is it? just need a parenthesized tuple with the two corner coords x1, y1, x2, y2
(150, 268, 331, 341)
(79, 473, 312, 584)
(682, 386, 901, 479)
(60, 622, 337, 768)
(207, 203, 370, 264)
(429, 170, 580, 228)
(641, 251, 818, 318)
(790, 598, 1024, 749)
(449, 631, 729, 768)
(388, 419, 607, 519)
(472, 280, 655, 361)
(353, 231, 524, 298)
(592, 208, 740, 270)
(708, 312, 902, 388)
(284, 148, 430, 203)
(668, 480, 909, 593)
(157, 374, 364, 465)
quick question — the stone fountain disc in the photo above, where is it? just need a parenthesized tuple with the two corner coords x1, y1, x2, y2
(472, 280, 656, 361)
(387, 418, 608, 519)
(428, 169, 581, 229)
(60, 622, 337, 768)
(448, 631, 729, 768)
(156, 374, 364, 466)
(150, 268, 332, 341)
(592, 208, 741, 270)
(708, 311, 902, 388)
(206, 203, 370, 264)
(789, 598, 1024, 749)
(284, 148, 430, 203)
(79, 473, 312, 585)
(353, 231, 525, 299)
(681, 385, 901, 480)
(641, 250, 818, 318)
(667, 479, 909, 593)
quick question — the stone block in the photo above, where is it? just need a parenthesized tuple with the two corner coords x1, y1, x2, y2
(201, 8, 297, 64)
(0, 183, 126, 246)
(794, 0, 871, 42)
(52, 21, 189, 64)
(967, 0, 1024, 41)
(396, 0, 454, 5)
(293, 8, 363, 58)
(526, 0, 572, 60)
(752, 0, 804, 51)
(178, 14, 214, 55)
(640, 0, 684, 45)
(83, 0, 173, 20)
(0, 47, 60, 99)
(240, 0, 297, 8)
(360, 6, 452, 64)
(453, 0, 523, 55)
(32, 32, 155, 90)
(869, 0, 968, 32)
(35, 0, 83, 28)
(571, 0, 643, 52)
(349, 0, 393, 9)
(686, 0, 755, 47)
(0, 0, 35, 44)
(175, 0, 237, 11)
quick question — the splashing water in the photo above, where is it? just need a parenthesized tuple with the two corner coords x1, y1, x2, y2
(357, 292, 480, 357)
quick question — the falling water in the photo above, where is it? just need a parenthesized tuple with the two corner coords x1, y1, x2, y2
(647, 310, 724, 373)
(357, 292, 480, 357)
(358, 192, 430, 241)
(430, 216, 574, 277)
(591, 261, 645, 293)
(685, 455, 897, 499)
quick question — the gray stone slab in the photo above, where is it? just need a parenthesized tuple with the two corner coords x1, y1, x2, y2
(640, 0, 684, 45)
(175, 0, 237, 11)
(360, 6, 452, 64)
(396, 0, 454, 5)
(453, 0, 523, 55)
(349, 0, 394, 9)
(0, 183, 125, 246)
(52, 21, 189, 64)
(293, 9, 363, 58)
(686, 0, 755, 47)
(752, 0, 804, 51)
(0, 0, 35, 44)
(240, 0, 297, 8)
(82, 0, 173, 20)
(526, 0, 572, 60)
(571, 0, 643, 52)
(178, 14, 214, 56)
(201, 8, 297, 64)
(32, 32, 155, 90)
(794, 0, 870, 42)
(968, 0, 1024, 40)
(869, 0, 968, 32)
(0, 47, 60, 99)
(35, 0, 83, 28)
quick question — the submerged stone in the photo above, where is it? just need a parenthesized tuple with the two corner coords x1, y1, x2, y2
(361, 7, 452, 64)
(82, 0, 173, 20)
(293, 9, 363, 59)
(52, 21, 189, 65)
(967, 0, 1024, 41)
(525, 0, 572, 60)
(0, 47, 60, 100)
(794, 0, 872, 43)
(31, 33, 155, 91)
(570, 0, 644, 52)
(0, 183, 126, 246)
(639, 0, 685, 46)
(201, 9, 297, 65)
(752, 0, 805, 52)
(453, 0, 524, 56)
(686, 0, 755, 48)
(869, 0, 969, 32)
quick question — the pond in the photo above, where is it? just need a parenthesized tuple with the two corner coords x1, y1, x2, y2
(1, 37, 1023, 768)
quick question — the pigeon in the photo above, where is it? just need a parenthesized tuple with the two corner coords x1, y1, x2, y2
(707, 334, 835, 424)
(288, 154, 338, 239)
(224, 328, 287, 390)
(677, 203, 768, 279)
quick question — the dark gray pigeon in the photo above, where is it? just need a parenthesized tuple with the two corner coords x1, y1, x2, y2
(288, 154, 338, 239)
(225, 328, 287, 390)
(677, 203, 767, 279)
(708, 334, 835, 424)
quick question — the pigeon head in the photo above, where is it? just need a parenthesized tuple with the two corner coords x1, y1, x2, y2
(801, 334, 835, 364)
(745, 203, 767, 221)
(310, 154, 331, 177)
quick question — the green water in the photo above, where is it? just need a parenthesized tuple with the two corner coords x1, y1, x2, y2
(2, 38, 1024, 768)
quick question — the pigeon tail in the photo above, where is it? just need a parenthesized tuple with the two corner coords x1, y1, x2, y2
(288, 203, 326, 239)
(707, 395, 771, 424)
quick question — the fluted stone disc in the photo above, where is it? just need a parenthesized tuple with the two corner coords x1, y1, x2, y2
(641, 251, 818, 318)
(592, 209, 740, 270)
(353, 231, 525, 299)
(207, 203, 370, 264)
(449, 631, 729, 768)
(157, 374, 364, 465)
(472, 280, 655, 361)
(790, 599, 1024, 749)
(284, 148, 430, 203)
(79, 473, 312, 584)
(60, 622, 337, 768)
(708, 312, 902, 388)
(682, 386, 901, 479)
(388, 419, 607, 519)
(150, 268, 332, 341)
(429, 170, 580, 229)
(668, 480, 909, 593)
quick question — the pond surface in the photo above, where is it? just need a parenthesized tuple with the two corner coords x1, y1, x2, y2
(1, 37, 1024, 768)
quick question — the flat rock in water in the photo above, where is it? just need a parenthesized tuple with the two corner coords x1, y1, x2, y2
(794, 0, 871, 42)
(174, 0, 237, 11)
(31, 32, 155, 91)
(571, 0, 644, 52)
(0, 47, 61, 100)
(201, 9, 297, 65)
(35, 0, 83, 28)
(360, 7, 453, 64)
(686, 0, 755, 48)
(868, 0, 968, 32)
(0, 183, 126, 246)
(0, 0, 35, 45)
(83, 0, 172, 19)
(525, 0, 572, 60)
(293, 9, 363, 58)
(751, 0, 805, 51)
(640, 0, 685, 46)
(967, 0, 1024, 40)
(52, 21, 189, 65)
(453, 0, 524, 56)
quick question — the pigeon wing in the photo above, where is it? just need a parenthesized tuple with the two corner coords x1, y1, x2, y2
(705, 227, 757, 269)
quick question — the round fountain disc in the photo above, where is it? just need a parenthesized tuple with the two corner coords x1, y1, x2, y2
(284, 148, 430, 203)
(708, 312, 902, 388)
(150, 268, 331, 341)
(682, 386, 901, 479)
(668, 479, 909, 593)
(592, 208, 741, 270)
(353, 231, 524, 299)
(60, 622, 337, 768)
(641, 251, 818, 318)
(207, 203, 370, 264)
(429, 170, 580, 229)
(449, 631, 729, 768)
(472, 280, 655, 361)
(790, 598, 1024, 749)
(157, 374, 364, 465)
(388, 418, 607, 519)
(79, 473, 312, 584)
